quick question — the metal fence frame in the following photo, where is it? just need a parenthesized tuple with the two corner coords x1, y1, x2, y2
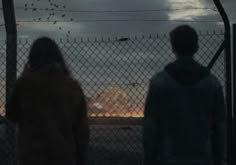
(2, 0, 17, 165)
(1, 0, 234, 165)
(233, 24, 236, 165)
(213, 1, 232, 164)
(0, 30, 228, 165)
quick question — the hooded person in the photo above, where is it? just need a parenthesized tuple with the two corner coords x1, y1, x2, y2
(5, 37, 89, 165)
(143, 25, 226, 165)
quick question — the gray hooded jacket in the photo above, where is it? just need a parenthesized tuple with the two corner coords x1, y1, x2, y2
(143, 57, 226, 165)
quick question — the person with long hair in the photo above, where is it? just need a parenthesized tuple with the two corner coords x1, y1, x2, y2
(6, 37, 89, 165)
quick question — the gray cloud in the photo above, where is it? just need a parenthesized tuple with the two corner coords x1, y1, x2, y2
(1, 0, 235, 39)
(0, 0, 230, 107)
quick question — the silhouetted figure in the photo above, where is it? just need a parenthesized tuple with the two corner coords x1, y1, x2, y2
(6, 37, 89, 165)
(143, 25, 226, 165)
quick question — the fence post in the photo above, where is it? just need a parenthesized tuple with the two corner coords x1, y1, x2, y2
(2, 0, 17, 164)
(213, 0, 232, 165)
(233, 24, 236, 164)
(2, 0, 17, 102)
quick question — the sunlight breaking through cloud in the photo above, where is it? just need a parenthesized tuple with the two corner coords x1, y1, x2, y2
(167, 0, 216, 21)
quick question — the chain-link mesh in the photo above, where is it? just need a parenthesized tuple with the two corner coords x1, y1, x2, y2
(0, 41, 7, 165)
(0, 31, 225, 165)
(0, 41, 17, 165)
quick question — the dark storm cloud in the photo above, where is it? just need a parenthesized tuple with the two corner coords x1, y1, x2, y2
(0, 0, 233, 79)
(1, 0, 235, 39)
(14, 0, 171, 38)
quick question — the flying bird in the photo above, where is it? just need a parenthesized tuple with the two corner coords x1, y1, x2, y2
(61, 14, 66, 17)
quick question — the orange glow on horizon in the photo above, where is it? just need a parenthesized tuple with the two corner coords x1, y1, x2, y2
(0, 106, 5, 117)
(88, 86, 144, 118)
(89, 110, 144, 118)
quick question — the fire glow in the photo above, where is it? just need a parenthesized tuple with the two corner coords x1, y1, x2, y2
(0, 86, 145, 118)
(88, 86, 144, 118)
(0, 106, 5, 117)
(89, 110, 144, 118)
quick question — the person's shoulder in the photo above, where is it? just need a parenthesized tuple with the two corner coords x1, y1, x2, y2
(14, 71, 44, 89)
(65, 77, 84, 94)
(150, 70, 169, 86)
(13, 74, 29, 90)
(204, 72, 223, 89)
(65, 77, 81, 87)
(16, 70, 41, 83)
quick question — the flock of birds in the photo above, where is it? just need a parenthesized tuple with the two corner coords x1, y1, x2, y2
(23, 0, 73, 37)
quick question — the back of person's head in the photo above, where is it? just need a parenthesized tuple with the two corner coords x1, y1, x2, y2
(170, 25, 199, 57)
(28, 37, 70, 75)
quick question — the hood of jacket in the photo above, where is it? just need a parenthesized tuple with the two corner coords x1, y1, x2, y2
(165, 57, 210, 86)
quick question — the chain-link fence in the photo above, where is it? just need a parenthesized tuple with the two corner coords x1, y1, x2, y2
(0, 31, 225, 165)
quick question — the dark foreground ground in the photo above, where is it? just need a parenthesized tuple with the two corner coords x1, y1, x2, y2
(0, 122, 228, 165)
(0, 118, 143, 165)
(89, 125, 143, 165)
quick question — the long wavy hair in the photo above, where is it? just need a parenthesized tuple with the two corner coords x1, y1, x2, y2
(24, 37, 70, 75)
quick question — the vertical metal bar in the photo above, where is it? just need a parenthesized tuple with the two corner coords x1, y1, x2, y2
(2, 0, 17, 101)
(2, 0, 17, 164)
(233, 24, 236, 164)
(207, 40, 225, 70)
(213, 1, 232, 165)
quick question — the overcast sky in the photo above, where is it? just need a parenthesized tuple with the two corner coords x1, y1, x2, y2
(0, 0, 230, 105)
(0, 0, 236, 39)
